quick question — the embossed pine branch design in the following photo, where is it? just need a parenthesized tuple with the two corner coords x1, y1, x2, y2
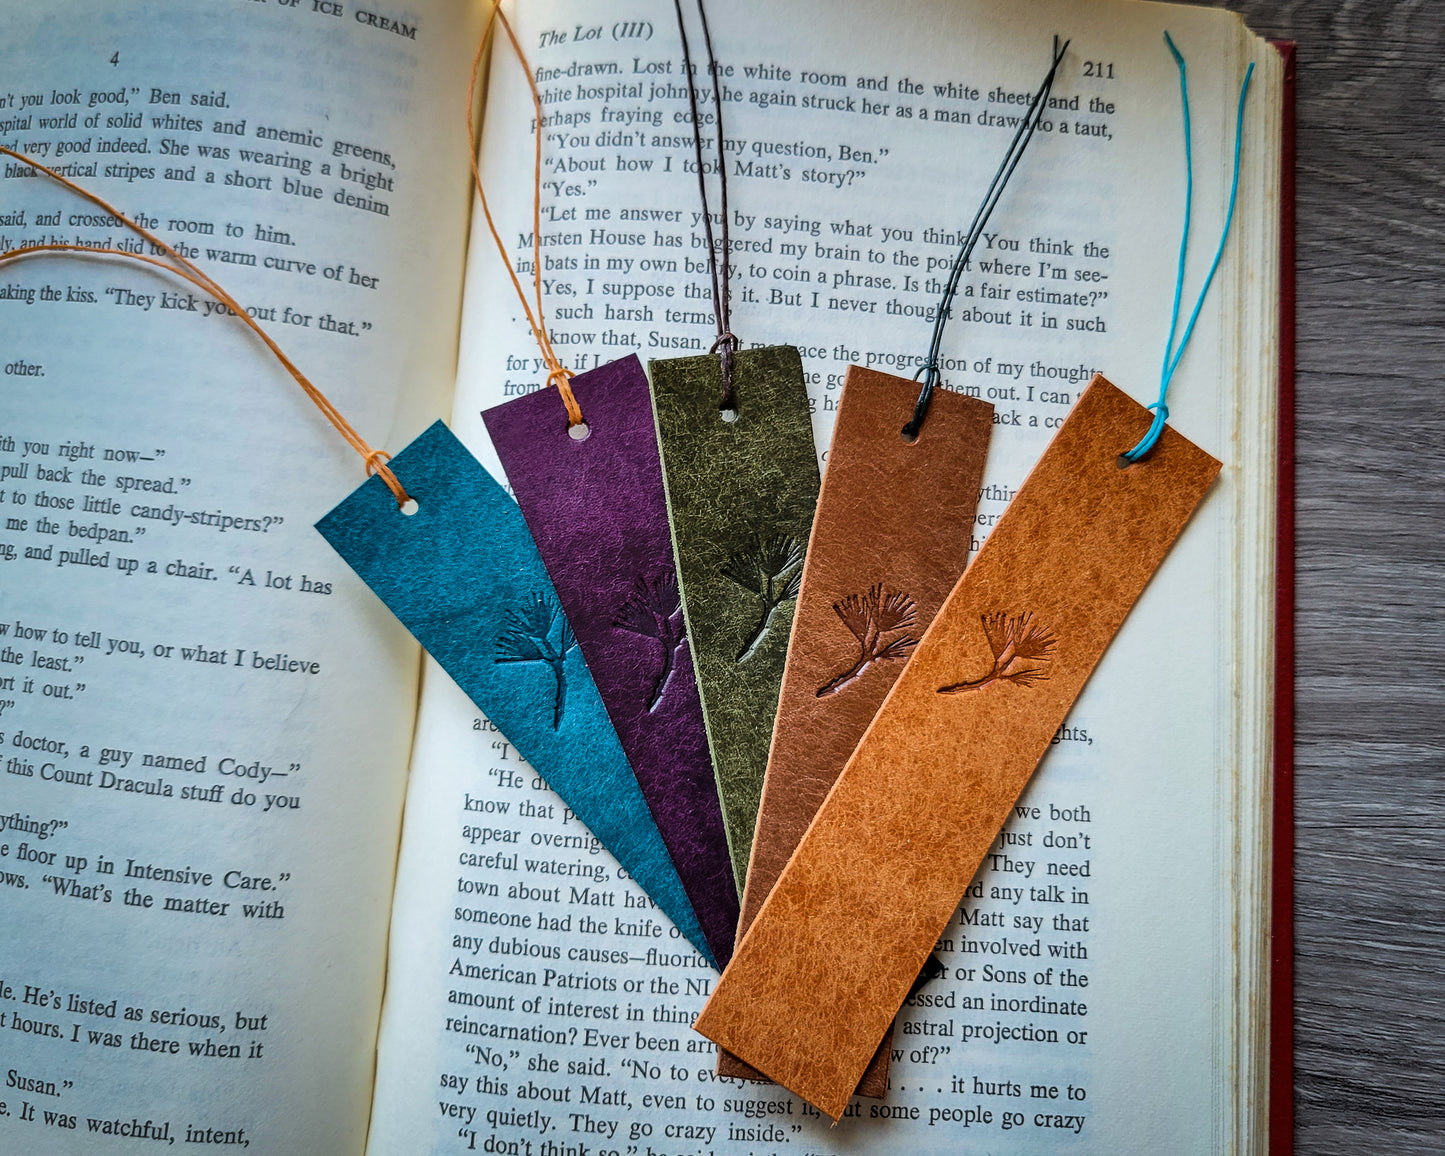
(816, 584, 919, 697)
(613, 569, 687, 712)
(938, 612, 1057, 694)
(495, 592, 578, 729)
(720, 533, 805, 663)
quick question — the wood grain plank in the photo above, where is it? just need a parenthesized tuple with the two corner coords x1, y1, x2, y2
(1195, 1, 1445, 1147)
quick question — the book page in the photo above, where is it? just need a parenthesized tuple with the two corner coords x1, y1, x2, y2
(0, 2, 479, 1152)
(369, 1, 1280, 1152)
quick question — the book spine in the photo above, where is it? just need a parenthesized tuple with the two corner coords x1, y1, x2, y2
(1269, 37, 1298, 1156)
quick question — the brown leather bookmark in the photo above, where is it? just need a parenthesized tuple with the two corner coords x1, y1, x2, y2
(694, 376, 1221, 1119)
(718, 366, 992, 1095)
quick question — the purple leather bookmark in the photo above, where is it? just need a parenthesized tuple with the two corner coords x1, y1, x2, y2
(483, 355, 738, 965)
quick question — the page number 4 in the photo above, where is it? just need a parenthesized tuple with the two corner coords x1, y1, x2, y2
(110, 51, 119, 66)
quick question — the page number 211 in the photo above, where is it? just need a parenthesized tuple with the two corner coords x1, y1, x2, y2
(1083, 61, 1115, 79)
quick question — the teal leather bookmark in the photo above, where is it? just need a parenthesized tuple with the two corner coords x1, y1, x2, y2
(316, 420, 713, 966)
(649, 346, 821, 894)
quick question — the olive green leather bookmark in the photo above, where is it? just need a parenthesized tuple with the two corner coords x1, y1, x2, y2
(649, 345, 821, 893)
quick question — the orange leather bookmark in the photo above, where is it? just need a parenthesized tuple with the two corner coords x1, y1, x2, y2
(719, 367, 992, 1095)
(694, 376, 1221, 1118)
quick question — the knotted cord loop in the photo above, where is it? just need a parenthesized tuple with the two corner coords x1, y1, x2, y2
(545, 366, 584, 427)
(708, 333, 740, 401)
(1121, 34, 1254, 463)
(469, 2, 584, 430)
(902, 37, 1068, 442)
(673, 0, 739, 411)
(0, 145, 410, 505)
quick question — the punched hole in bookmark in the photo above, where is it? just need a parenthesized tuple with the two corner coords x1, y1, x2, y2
(568, 422, 591, 442)
(399, 498, 419, 516)
(719, 407, 739, 424)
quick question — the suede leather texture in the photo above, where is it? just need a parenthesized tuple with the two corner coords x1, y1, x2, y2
(483, 356, 739, 966)
(648, 346, 821, 894)
(719, 366, 993, 1094)
(694, 377, 1222, 1117)
(316, 420, 712, 966)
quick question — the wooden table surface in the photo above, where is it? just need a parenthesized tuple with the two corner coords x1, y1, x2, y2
(1201, 1, 1445, 1150)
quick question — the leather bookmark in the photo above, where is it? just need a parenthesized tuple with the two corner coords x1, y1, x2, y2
(316, 421, 713, 965)
(649, 345, 821, 893)
(483, 355, 739, 966)
(462, 0, 741, 959)
(694, 377, 1221, 1117)
(719, 366, 993, 1094)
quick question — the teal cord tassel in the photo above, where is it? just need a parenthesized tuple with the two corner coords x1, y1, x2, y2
(1123, 34, 1255, 462)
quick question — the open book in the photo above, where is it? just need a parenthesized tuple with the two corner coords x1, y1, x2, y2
(0, 0, 1289, 1151)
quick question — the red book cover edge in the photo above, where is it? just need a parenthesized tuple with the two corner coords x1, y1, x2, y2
(1268, 37, 1297, 1156)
